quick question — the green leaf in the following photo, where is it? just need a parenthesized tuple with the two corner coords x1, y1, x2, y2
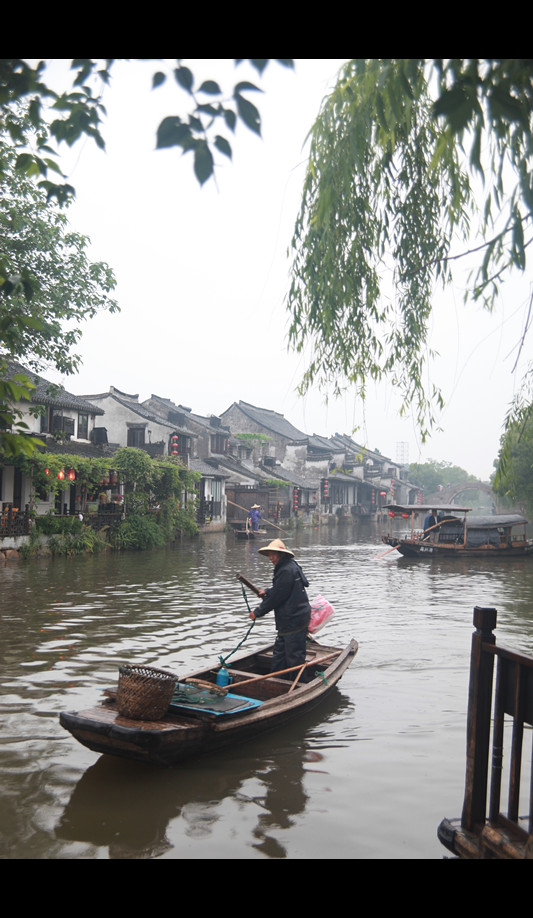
(38, 180, 76, 204)
(248, 60, 268, 74)
(235, 95, 261, 135)
(194, 141, 214, 185)
(175, 66, 194, 93)
(234, 81, 262, 95)
(152, 71, 166, 89)
(198, 80, 221, 95)
(223, 108, 237, 132)
(156, 117, 192, 150)
(214, 135, 232, 159)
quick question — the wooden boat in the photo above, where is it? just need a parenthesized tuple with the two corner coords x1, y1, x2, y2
(381, 504, 533, 559)
(59, 637, 358, 767)
(234, 528, 267, 540)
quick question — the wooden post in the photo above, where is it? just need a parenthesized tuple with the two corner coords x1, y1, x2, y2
(461, 606, 497, 831)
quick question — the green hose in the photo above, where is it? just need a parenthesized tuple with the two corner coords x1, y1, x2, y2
(218, 582, 256, 667)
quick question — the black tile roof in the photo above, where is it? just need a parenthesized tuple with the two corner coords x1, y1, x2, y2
(223, 401, 307, 441)
(2, 360, 104, 414)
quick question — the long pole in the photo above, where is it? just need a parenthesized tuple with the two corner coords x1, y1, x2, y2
(226, 498, 288, 534)
(236, 573, 262, 596)
(229, 654, 337, 689)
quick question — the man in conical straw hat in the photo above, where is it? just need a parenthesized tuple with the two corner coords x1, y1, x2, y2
(249, 539, 311, 677)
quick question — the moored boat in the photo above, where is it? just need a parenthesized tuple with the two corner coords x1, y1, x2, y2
(381, 504, 533, 559)
(59, 637, 358, 767)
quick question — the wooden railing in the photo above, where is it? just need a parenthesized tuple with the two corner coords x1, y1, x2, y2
(196, 499, 221, 523)
(439, 606, 533, 858)
(0, 504, 30, 537)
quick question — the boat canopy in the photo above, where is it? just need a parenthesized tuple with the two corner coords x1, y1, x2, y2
(436, 514, 528, 548)
(383, 504, 472, 516)
(464, 514, 528, 529)
(383, 505, 528, 528)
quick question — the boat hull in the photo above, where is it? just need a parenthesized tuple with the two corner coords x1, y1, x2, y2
(382, 536, 533, 559)
(60, 639, 358, 766)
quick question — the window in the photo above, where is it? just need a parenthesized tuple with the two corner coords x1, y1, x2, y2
(127, 427, 145, 448)
(78, 413, 89, 439)
(40, 407, 50, 433)
(210, 434, 228, 454)
(43, 410, 74, 437)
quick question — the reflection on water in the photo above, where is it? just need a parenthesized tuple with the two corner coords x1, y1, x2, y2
(55, 692, 354, 860)
(2, 523, 533, 859)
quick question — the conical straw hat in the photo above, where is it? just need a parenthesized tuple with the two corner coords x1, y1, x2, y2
(257, 538, 294, 557)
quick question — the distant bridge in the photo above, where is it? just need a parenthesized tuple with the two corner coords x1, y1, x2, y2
(424, 481, 503, 511)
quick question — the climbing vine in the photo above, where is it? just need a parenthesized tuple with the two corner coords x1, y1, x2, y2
(10, 447, 202, 552)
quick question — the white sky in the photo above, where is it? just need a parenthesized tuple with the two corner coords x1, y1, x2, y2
(42, 59, 533, 482)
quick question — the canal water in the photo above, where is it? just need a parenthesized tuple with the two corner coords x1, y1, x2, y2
(2, 522, 533, 860)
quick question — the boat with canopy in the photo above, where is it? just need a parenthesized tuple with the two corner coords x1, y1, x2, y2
(381, 504, 533, 558)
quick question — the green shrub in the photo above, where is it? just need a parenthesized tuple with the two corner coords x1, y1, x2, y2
(158, 496, 199, 540)
(110, 513, 166, 551)
(35, 515, 83, 536)
(45, 526, 107, 556)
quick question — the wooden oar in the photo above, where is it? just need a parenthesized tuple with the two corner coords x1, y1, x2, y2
(288, 662, 307, 694)
(373, 543, 402, 560)
(228, 654, 337, 689)
(422, 518, 458, 536)
(227, 499, 288, 534)
(236, 572, 262, 596)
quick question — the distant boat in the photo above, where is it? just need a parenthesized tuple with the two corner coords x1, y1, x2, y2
(234, 528, 267, 540)
(381, 504, 533, 559)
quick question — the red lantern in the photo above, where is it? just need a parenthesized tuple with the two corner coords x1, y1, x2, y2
(67, 469, 75, 481)
(44, 468, 49, 476)
(388, 511, 395, 518)
(57, 469, 65, 480)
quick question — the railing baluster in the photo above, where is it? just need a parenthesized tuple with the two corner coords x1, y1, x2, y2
(508, 663, 524, 822)
(530, 731, 533, 835)
(489, 656, 504, 821)
(462, 607, 497, 831)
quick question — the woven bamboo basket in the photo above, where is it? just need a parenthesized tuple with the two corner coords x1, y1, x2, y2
(116, 664, 178, 720)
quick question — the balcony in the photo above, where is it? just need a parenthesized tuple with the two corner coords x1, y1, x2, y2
(0, 504, 31, 538)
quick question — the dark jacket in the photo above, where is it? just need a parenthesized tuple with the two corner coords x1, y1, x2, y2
(254, 556, 311, 635)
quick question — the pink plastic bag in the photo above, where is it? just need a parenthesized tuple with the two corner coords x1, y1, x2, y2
(308, 594, 335, 633)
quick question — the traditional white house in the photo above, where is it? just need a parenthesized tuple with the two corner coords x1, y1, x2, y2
(142, 396, 232, 463)
(220, 401, 417, 519)
(79, 388, 232, 530)
(141, 396, 234, 530)
(1, 361, 107, 519)
(220, 400, 308, 467)
(78, 386, 196, 458)
(3, 360, 104, 448)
